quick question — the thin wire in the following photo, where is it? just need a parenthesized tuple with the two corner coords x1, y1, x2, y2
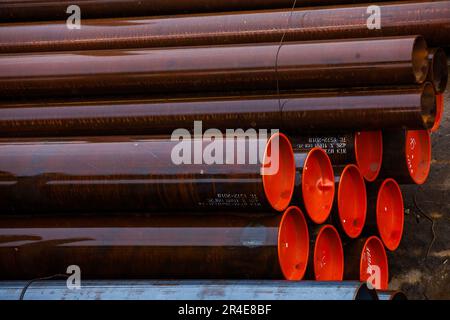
(275, 0, 298, 114)
(413, 186, 436, 260)
(19, 273, 68, 300)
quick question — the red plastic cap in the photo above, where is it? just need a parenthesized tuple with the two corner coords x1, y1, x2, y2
(360, 236, 389, 290)
(377, 179, 404, 251)
(337, 165, 367, 238)
(278, 206, 309, 280)
(355, 131, 383, 182)
(405, 130, 431, 185)
(431, 94, 444, 132)
(314, 225, 344, 281)
(302, 147, 335, 224)
(262, 133, 296, 212)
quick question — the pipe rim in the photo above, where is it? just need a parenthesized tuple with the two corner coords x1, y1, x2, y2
(360, 236, 389, 290)
(405, 130, 431, 185)
(313, 225, 344, 281)
(301, 147, 335, 224)
(412, 36, 429, 84)
(376, 179, 404, 251)
(262, 132, 296, 212)
(354, 131, 383, 182)
(421, 82, 437, 129)
(431, 94, 444, 132)
(337, 164, 367, 239)
(429, 48, 449, 94)
(278, 206, 309, 280)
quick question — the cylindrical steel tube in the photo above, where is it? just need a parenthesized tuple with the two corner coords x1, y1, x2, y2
(0, 280, 377, 300)
(377, 290, 407, 300)
(0, 133, 296, 214)
(293, 147, 335, 224)
(0, 1, 448, 52)
(0, 37, 429, 100)
(305, 225, 344, 281)
(0, 207, 309, 280)
(426, 48, 448, 94)
(0, 84, 436, 136)
(291, 132, 383, 182)
(344, 236, 389, 290)
(365, 179, 404, 252)
(331, 165, 367, 239)
(379, 130, 432, 185)
(0, 0, 391, 22)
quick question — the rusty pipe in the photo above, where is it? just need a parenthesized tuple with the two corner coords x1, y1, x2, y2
(379, 130, 432, 185)
(0, 0, 391, 22)
(344, 236, 389, 290)
(292, 147, 335, 224)
(426, 48, 448, 94)
(305, 224, 344, 281)
(0, 84, 437, 136)
(0, 207, 309, 280)
(364, 179, 404, 252)
(0, 133, 295, 214)
(0, 1, 448, 52)
(291, 132, 383, 182)
(0, 37, 429, 100)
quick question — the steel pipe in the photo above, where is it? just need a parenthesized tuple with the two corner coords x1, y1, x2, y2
(0, 207, 309, 280)
(291, 132, 383, 182)
(0, 1, 448, 52)
(331, 165, 367, 239)
(379, 130, 431, 185)
(292, 147, 335, 224)
(0, 133, 295, 214)
(0, 37, 429, 100)
(365, 179, 404, 252)
(426, 48, 448, 94)
(0, 84, 437, 136)
(377, 290, 407, 300)
(0, 0, 391, 22)
(0, 280, 377, 300)
(344, 236, 389, 290)
(306, 225, 344, 281)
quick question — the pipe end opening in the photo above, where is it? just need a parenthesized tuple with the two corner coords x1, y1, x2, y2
(314, 225, 344, 281)
(355, 131, 383, 182)
(360, 236, 389, 290)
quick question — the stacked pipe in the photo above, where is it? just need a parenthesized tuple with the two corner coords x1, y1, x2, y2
(0, 0, 448, 300)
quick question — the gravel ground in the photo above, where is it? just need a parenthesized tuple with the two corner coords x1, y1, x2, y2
(389, 64, 450, 300)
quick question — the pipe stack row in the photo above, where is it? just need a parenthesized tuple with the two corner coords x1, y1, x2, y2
(0, 0, 448, 300)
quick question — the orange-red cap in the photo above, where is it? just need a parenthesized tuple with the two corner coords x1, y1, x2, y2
(301, 147, 335, 224)
(405, 130, 431, 185)
(262, 132, 296, 212)
(314, 225, 344, 281)
(355, 131, 383, 182)
(337, 165, 367, 238)
(278, 206, 309, 280)
(376, 179, 404, 251)
(360, 236, 389, 290)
